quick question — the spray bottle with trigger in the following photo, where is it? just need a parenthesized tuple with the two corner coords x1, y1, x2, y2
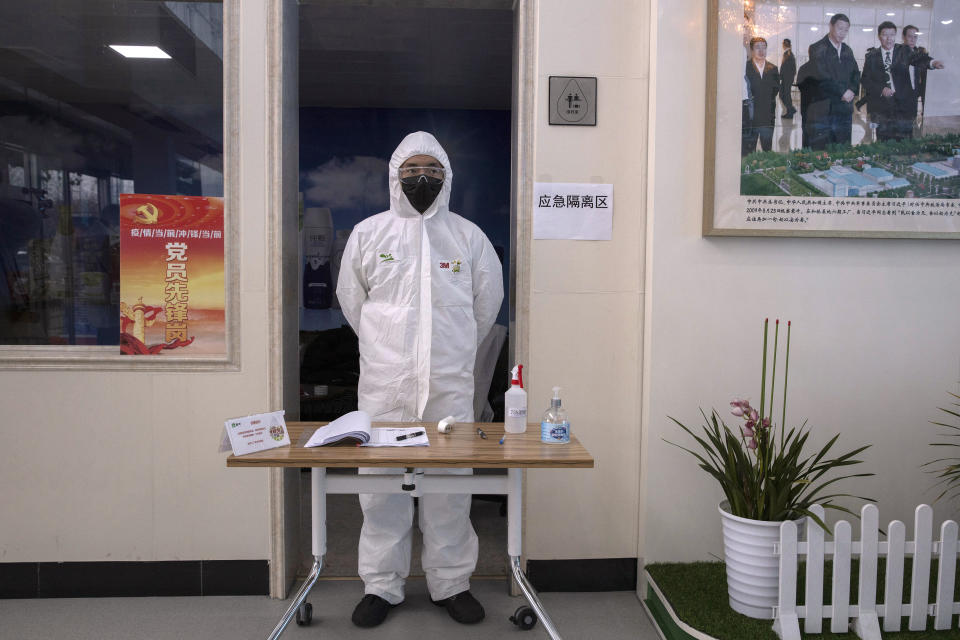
(504, 364, 527, 434)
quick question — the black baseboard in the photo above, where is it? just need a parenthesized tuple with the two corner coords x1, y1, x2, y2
(0, 563, 38, 599)
(3, 557, 634, 597)
(526, 558, 637, 592)
(0, 560, 269, 599)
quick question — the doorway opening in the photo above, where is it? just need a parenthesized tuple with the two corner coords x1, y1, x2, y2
(292, 0, 517, 588)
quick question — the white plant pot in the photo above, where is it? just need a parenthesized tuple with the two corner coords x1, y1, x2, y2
(718, 500, 804, 619)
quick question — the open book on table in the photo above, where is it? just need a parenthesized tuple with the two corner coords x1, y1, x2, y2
(301, 411, 429, 448)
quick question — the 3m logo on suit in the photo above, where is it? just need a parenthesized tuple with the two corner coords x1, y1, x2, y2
(439, 259, 462, 272)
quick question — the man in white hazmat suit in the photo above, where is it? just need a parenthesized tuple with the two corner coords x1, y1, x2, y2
(336, 131, 504, 628)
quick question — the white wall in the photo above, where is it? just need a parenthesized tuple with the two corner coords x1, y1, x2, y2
(0, 0, 274, 564)
(641, 0, 960, 564)
(524, 0, 649, 560)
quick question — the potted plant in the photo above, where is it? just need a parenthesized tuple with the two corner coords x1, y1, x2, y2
(667, 319, 873, 619)
(923, 390, 960, 501)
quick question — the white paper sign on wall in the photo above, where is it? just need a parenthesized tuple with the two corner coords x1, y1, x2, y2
(533, 182, 613, 240)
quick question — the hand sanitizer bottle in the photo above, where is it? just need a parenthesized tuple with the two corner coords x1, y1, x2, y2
(504, 364, 527, 433)
(540, 386, 570, 444)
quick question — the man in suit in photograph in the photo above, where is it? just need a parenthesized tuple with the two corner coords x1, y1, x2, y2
(743, 36, 780, 154)
(795, 53, 820, 149)
(779, 38, 797, 119)
(803, 13, 860, 149)
(741, 33, 755, 157)
(741, 11, 756, 157)
(861, 21, 914, 142)
(901, 24, 945, 130)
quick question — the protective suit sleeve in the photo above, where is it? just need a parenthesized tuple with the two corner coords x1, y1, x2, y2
(471, 236, 504, 344)
(335, 229, 367, 335)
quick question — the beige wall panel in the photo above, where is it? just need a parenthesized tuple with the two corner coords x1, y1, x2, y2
(150, 374, 271, 559)
(527, 0, 650, 561)
(531, 80, 647, 295)
(1, 373, 155, 560)
(531, 228, 641, 295)
(537, 0, 649, 79)
(526, 291, 641, 558)
(0, 341, 273, 562)
(149, 373, 195, 559)
(535, 77, 648, 181)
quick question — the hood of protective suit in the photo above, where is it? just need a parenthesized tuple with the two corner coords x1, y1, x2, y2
(389, 131, 453, 219)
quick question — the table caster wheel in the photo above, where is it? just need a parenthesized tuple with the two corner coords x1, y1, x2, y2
(509, 605, 537, 630)
(295, 602, 313, 626)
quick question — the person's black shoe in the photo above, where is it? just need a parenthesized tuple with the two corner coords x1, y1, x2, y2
(351, 594, 397, 628)
(432, 590, 485, 624)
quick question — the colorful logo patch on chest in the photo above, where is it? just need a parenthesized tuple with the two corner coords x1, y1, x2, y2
(439, 259, 462, 273)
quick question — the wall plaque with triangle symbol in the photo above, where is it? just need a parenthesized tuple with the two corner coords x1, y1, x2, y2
(549, 76, 597, 126)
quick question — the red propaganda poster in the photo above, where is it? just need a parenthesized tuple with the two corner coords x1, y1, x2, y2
(119, 194, 225, 356)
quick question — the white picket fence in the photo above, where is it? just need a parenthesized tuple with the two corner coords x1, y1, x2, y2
(773, 504, 960, 640)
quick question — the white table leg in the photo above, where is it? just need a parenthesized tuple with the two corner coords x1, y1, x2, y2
(313, 468, 327, 558)
(266, 468, 327, 640)
(507, 468, 564, 640)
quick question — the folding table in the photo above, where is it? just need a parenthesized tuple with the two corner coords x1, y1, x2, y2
(227, 421, 594, 640)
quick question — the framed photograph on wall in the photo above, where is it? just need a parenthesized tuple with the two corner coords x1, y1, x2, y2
(704, 0, 960, 238)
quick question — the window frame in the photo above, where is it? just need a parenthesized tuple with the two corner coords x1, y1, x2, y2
(0, 0, 240, 371)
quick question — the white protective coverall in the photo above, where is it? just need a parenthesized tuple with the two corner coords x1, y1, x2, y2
(336, 131, 504, 604)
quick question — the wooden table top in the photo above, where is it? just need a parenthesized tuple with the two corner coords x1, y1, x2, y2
(226, 422, 594, 469)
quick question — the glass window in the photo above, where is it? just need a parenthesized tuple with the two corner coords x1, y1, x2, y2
(0, 0, 223, 346)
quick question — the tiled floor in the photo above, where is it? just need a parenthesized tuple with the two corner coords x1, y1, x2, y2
(0, 577, 659, 639)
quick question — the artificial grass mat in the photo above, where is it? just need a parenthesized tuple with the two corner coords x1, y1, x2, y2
(645, 561, 960, 639)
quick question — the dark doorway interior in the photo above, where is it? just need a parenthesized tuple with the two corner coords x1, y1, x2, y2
(296, 1, 514, 579)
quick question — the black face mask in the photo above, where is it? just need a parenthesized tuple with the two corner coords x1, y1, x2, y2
(401, 176, 443, 214)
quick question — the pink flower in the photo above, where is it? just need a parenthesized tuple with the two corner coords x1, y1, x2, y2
(762, 417, 771, 429)
(743, 425, 755, 438)
(747, 438, 758, 450)
(730, 399, 752, 417)
(748, 408, 759, 422)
